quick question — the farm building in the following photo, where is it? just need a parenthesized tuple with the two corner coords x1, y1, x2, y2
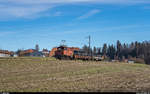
(18, 49, 35, 57)
(0, 50, 13, 57)
(18, 49, 44, 57)
(29, 51, 44, 57)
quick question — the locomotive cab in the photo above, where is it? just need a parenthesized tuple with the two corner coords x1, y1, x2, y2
(55, 46, 79, 60)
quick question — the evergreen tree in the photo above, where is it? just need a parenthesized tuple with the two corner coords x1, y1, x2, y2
(107, 44, 116, 59)
(102, 43, 107, 56)
(97, 47, 101, 55)
(93, 46, 97, 55)
(82, 45, 89, 54)
(116, 40, 122, 59)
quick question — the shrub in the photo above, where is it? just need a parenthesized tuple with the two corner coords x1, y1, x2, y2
(144, 55, 150, 65)
(135, 58, 145, 64)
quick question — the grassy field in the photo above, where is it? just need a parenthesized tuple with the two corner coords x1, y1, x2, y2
(0, 57, 150, 92)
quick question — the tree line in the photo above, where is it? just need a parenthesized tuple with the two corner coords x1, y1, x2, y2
(82, 40, 150, 64)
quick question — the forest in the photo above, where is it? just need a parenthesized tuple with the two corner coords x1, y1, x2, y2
(82, 40, 150, 64)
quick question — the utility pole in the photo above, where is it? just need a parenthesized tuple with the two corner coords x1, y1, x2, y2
(88, 35, 91, 56)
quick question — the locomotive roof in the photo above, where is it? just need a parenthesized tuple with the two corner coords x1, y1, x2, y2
(57, 46, 79, 49)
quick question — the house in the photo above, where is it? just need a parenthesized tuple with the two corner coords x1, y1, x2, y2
(93, 55, 103, 61)
(42, 49, 49, 57)
(18, 49, 35, 57)
(0, 50, 12, 57)
(29, 51, 44, 57)
(13, 54, 18, 57)
(18, 49, 44, 57)
(128, 60, 135, 64)
(111, 60, 119, 62)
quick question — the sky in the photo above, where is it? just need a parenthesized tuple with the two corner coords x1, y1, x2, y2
(0, 0, 150, 51)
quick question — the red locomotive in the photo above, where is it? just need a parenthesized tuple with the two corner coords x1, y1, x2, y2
(54, 46, 80, 60)
(53, 46, 102, 61)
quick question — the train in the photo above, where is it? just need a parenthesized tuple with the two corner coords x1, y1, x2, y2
(53, 46, 103, 61)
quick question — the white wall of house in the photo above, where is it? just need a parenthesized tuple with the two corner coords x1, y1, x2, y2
(128, 60, 135, 64)
(13, 54, 18, 57)
(0, 53, 10, 57)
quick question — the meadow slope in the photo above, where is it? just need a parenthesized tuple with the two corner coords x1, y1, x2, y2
(0, 57, 150, 92)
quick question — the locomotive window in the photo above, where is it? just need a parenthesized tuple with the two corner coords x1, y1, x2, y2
(64, 48, 67, 50)
(74, 51, 79, 55)
(58, 48, 62, 50)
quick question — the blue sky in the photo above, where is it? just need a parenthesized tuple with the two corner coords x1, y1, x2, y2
(0, 0, 150, 51)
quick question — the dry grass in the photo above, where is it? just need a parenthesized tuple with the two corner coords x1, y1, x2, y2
(0, 57, 150, 92)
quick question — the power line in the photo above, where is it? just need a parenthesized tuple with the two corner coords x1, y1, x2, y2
(60, 40, 66, 46)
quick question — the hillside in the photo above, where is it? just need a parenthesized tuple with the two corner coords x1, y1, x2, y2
(0, 57, 150, 92)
